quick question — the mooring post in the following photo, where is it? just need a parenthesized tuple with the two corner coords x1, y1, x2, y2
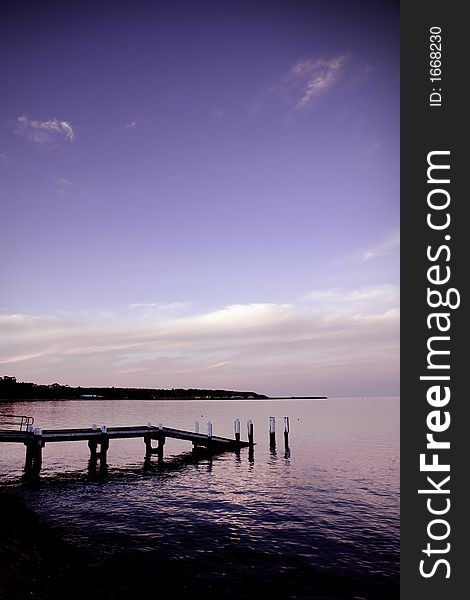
(284, 417, 290, 450)
(247, 420, 254, 449)
(269, 417, 276, 448)
(234, 418, 240, 444)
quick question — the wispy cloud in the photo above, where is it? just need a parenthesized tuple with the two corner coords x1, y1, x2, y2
(302, 284, 399, 315)
(362, 232, 400, 262)
(57, 178, 74, 198)
(15, 115, 75, 143)
(272, 55, 348, 111)
(125, 120, 137, 128)
(0, 287, 399, 395)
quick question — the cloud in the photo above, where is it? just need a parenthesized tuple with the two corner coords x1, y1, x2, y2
(56, 177, 75, 198)
(362, 232, 400, 262)
(0, 287, 399, 395)
(302, 284, 399, 316)
(125, 120, 137, 128)
(273, 55, 348, 111)
(15, 115, 75, 143)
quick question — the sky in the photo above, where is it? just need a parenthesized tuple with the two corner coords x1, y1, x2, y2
(0, 0, 399, 396)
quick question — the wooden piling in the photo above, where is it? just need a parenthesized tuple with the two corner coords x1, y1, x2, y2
(157, 432, 165, 463)
(269, 417, 276, 448)
(144, 434, 153, 460)
(192, 421, 200, 452)
(247, 420, 254, 448)
(99, 429, 109, 471)
(284, 416, 290, 450)
(206, 421, 213, 453)
(234, 419, 240, 444)
(24, 432, 43, 474)
(88, 438, 98, 461)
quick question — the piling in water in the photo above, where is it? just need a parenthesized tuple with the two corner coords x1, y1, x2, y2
(284, 416, 290, 450)
(247, 420, 254, 449)
(234, 418, 240, 444)
(269, 417, 276, 448)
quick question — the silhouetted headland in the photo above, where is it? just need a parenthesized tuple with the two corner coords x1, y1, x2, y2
(0, 376, 269, 401)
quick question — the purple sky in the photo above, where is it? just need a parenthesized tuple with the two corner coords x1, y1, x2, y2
(0, 1, 399, 396)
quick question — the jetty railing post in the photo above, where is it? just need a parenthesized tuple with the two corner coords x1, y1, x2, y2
(284, 417, 290, 450)
(269, 417, 276, 448)
(234, 419, 240, 444)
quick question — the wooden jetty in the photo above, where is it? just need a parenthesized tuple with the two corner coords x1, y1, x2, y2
(0, 414, 252, 475)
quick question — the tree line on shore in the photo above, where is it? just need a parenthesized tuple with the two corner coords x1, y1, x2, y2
(0, 376, 267, 401)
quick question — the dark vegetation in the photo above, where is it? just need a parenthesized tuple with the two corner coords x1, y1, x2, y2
(0, 376, 267, 401)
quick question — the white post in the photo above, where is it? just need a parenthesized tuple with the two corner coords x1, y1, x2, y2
(269, 417, 276, 447)
(100, 425, 107, 433)
(234, 418, 240, 443)
(247, 420, 254, 447)
(284, 416, 290, 449)
(195, 420, 200, 433)
(206, 421, 212, 437)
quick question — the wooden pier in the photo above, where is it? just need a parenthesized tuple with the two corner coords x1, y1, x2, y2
(0, 415, 253, 475)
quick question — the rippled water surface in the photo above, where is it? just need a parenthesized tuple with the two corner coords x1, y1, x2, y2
(1, 397, 399, 599)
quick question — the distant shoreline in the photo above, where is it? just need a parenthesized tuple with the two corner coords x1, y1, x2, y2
(1, 395, 327, 403)
(0, 377, 326, 402)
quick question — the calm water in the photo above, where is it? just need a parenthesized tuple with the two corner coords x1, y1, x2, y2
(0, 397, 399, 599)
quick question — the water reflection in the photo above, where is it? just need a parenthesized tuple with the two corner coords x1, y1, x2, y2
(2, 398, 399, 599)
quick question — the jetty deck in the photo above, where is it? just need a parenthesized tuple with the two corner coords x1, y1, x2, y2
(0, 414, 254, 475)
